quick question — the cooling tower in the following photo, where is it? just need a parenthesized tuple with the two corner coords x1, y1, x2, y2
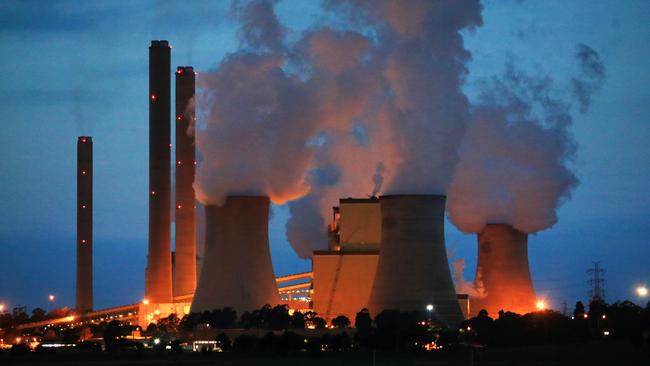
(173, 66, 197, 297)
(369, 195, 463, 326)
(145, 40, 173, 303)
(76, 136, 93, 313)
(472, 224, 536, 316)
(191, 196, 279, 313)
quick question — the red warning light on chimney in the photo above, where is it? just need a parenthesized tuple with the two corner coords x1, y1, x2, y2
(151, 94, 156, 101)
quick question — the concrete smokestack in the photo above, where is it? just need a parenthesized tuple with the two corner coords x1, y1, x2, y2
(146, 40, 173, 303)
(369, 195, 463, 326)
(76, 136, 93, 313)
(191, 196, 279, 313)
(473, 224, 536, 316)
(173, 66, 196, 297)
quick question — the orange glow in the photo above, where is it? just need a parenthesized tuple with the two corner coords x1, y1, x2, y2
(142, 299, 149, 305)
(536, 300, 546, 310)
(0, 304, 5, 312)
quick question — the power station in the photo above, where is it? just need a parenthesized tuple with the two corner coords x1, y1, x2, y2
(60, 40, 546, 330)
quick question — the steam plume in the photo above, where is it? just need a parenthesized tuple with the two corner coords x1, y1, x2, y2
(371, 162, 385, 197)
(448, 51, 606, 233)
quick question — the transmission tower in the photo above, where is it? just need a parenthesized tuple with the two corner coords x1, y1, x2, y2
(587, 262, 605, 302)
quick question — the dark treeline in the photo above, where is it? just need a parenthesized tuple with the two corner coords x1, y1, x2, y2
(0, 306, 73, 328)
(463, 300, 650, 348)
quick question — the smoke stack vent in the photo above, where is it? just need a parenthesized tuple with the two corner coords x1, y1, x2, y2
(173, 66, 197, 297)
(369, 195, 463, 326)
(146, 40, 173, 303)
(76, 136, 93, 313)
(191, 196, 279, 313)
(473, 224, 536, 316)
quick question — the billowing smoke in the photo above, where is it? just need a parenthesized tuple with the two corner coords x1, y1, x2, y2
(572, 43, 606, 113)
(452, 257, 486, 299)
(371, 162, 385, 197)
(283, 0, 482, 256)
(448, 47, 606, 233)
(196, 1, 599, 255)
(195, 0, 314, 205)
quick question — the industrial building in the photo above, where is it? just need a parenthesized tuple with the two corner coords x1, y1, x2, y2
(313, 197, 470, 325)
(26, 40, 538, 334)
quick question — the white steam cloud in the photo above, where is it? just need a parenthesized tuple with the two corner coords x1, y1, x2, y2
(195, 1, 603, 255)
(448, 48, 606, 233)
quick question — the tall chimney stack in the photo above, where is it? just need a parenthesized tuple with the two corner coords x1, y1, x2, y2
(472, 224, 537, 316)
(173, 66, 197, 297)
(369, 195, 463, 326)
(191, 196, 279, 313)
(146, 40, 173, 303)
(76, 136, 93, 313)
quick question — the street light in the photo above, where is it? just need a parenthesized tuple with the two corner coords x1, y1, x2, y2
(426, 304, 434, 323)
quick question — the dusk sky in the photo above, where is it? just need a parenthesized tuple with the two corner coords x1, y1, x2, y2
(1, 0, 649, 313)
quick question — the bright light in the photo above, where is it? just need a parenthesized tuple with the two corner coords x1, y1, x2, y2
(637, 285, 648, 297)
(142, 299, 149, 305)
(151, 94, 156, 101)
(583, 314, 588, 319)
(426, 304, 434, 312)
(0, 304, 4, 312)
(154, 338, 160, 345)
(48, 295, 55, 302)
(602, 314, 607, 320)
(536, 300, 546, 310)
(603, 330, 610, 336)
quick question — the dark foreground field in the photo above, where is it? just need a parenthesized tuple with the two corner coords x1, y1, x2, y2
(2, 341, 648, 366)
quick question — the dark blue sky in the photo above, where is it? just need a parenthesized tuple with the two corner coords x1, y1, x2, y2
(0, 0, 648, 312)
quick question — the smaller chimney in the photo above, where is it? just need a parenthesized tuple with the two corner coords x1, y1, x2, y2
(76, 136, 93, 313)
